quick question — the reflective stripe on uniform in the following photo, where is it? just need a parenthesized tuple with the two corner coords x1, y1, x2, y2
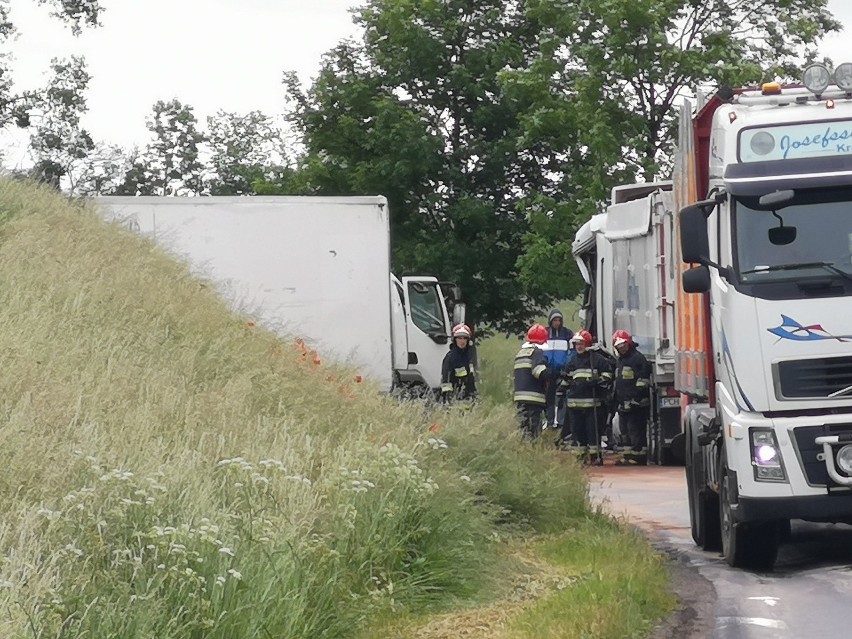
(566, 399, 602, 408)
(620, 366, 635, 379)
(532, 364, 547, 378)
(514, 391, 546, 404)
(454, 367, 468, 377)
(441, 383, 453, 392)
(635, 378, 649, 387)
(514, 360, 533, 369)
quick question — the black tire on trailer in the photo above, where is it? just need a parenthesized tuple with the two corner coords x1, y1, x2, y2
(719, 447, 779, 570)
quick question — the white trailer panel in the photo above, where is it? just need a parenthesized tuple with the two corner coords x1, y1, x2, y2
(96, 196, 394, 391)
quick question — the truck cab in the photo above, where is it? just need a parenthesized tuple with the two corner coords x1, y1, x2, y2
(390, 275, 466, 395)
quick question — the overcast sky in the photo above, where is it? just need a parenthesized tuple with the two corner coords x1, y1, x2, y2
(3, 0, 852, 161)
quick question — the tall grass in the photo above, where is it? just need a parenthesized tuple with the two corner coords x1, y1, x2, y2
(0, 182, 592, 638)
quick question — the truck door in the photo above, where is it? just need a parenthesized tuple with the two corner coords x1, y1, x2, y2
(401, 277, 451, 391)
(390, 275, 409, 376)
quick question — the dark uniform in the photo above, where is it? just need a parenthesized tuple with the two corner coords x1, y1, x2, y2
(440, 342, 477, 403)
(614, 344, 651, 463)
(559, 349, 613, 456)
(513, 342, 549, 439)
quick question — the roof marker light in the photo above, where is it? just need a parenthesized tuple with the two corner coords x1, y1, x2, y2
(761, 82, 782, 95)
(827, 99, 836, 109)
(803, 63, 831, 95)
(728, 111, 737, 123)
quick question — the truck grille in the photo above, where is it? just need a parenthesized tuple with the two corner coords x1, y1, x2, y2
(776, 356, 852, 399)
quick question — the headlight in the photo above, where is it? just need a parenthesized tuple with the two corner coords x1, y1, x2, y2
(751, 429, 787, 481)
(834, 62, 852, 92)
(803, 63, 832, 95)
(836, 444, 852, 475)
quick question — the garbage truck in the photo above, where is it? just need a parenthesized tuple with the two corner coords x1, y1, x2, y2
(96, 196, 466, 396)
(671, 64, 852, 569)
(572, 182, 681, 465)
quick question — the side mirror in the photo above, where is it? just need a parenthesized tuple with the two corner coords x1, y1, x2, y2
(769, 225, 797, 245)
(428, 332, 449, 345)
(680, 204, 711, 264)
(683, 265, 711, 293)
(452, 302, 466, 325)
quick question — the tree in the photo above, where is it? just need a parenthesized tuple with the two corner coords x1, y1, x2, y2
(288, 0, 839, 329)
(510, 0, 840, 292)
(141, 99, 206, 196)
(286, 0, 570, 331)
(206, 110, 286, 195)
(0, 1, 103, 130)
(75, 143, 136, 196)
(28, 55, 94, 192)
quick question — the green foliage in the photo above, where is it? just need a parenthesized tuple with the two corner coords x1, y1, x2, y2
(284, 1, 563, 331)
(510, 514, 675, 638)
(28, 56, 94, 191)
(285, 0, 840, 329)
(114, 99, 206, 196)
(0, 1, 102, 132)
(206, 110, 288, 195)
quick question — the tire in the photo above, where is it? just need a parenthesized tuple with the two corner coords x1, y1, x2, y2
(719, 448, 779, 570)
(685, 423, 721, 550)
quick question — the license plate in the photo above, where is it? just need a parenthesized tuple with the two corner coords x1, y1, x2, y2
(659, 397, 680, 408)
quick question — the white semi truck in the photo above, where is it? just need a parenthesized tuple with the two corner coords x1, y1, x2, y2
(584, 64, 852, 570)
(574, 64, 852, 569)
(95, 196, 465, 395)
(572, 182, 682, 465)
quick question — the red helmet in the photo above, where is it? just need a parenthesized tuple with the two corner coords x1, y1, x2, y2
(612, 329, 632, 347)
(571, 330, 593, 346)
(452, 323, 472, 338)
(526, 323, 548, 344)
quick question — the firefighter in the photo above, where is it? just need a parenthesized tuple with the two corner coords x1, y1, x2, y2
(544, 309, 574, 430)
(440, 323, 477, 404)
(513, 323, 549, 439)
(612, 329, 651, 465)
(558, 330, 613, 463)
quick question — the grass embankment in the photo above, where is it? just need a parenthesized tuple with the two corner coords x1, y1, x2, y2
(0, 182, 672, 639)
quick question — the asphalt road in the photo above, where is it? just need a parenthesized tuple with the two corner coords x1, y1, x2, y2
(588, 465, 852, 638)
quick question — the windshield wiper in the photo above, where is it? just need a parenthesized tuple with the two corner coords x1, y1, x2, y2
(741, 262, 852, 284)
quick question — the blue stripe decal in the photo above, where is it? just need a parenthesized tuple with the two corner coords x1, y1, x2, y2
(721, 329, 755, 412)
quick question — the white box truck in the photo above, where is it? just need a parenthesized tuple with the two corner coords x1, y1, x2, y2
(95, 196, 465, 395)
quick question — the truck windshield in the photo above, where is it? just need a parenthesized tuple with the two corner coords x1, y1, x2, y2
(733, 188, 852, 283)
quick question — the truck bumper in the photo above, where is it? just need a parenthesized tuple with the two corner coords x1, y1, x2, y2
(733, 494, 852, 524)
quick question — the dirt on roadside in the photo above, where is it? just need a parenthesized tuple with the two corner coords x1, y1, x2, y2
(650, 548, 717, 639)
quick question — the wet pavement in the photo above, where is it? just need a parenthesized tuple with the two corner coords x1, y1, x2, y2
(588, 465, 852, 638)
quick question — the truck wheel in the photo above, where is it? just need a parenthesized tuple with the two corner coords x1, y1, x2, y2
(687, 464, 721, 550)
(685, 424, 721, 550)
(719, 448, 778, 570)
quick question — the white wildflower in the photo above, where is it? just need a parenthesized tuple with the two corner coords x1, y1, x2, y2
(227, 568, 242, 581)
(215, 575, 226, 586)
(219, 547, 235, 557)
(460, 475, 471, 482)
